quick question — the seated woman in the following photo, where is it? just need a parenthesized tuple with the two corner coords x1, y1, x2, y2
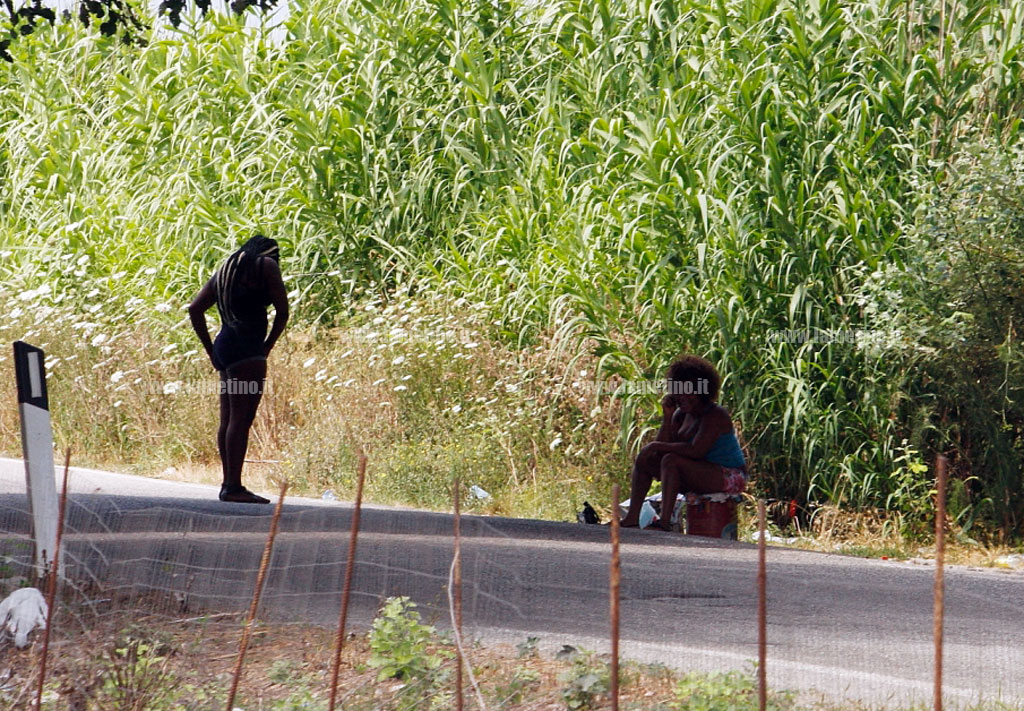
(619, 355, 747, 530)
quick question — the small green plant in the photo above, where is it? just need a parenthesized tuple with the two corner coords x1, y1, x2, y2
(885, 442, 934, 539)
(493, 667, 541, 706)
(268, 689, 327, 711)
(516, 635, 540, 658)
(367, 596, 452, 682)
(267, 658, 303, 685)
(91, 640, 174, 711)
(673, 668, 794, 711)
(559, 652, 610, 710)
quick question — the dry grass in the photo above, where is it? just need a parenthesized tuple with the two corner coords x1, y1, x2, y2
(0, 288, 632, 520)
(0, 595, 719, 711)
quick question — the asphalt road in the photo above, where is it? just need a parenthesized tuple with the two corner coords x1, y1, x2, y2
(2, 457, 1023, 706)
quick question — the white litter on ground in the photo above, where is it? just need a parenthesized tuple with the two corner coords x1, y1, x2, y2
(0, 587, 47, 648)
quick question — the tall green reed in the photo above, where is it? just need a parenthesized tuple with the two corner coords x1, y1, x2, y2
(2, 0, 1024, 529)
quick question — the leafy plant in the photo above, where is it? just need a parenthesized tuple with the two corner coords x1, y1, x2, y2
(559, 652, 610, 710)
(673, 668, 794, 711)
(493, 667, 541, 706)
(91, 640, 174, 711)
(367, 596, 451, 682)
(268, 689, 327, 711)
(885, 442, 935, 539)
(516, 635, 540, 658)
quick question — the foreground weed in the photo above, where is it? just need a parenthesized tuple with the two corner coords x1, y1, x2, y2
(673, 668, 795, 711)
(267, 688, 327, 711)
(493, 667, 542, 706)
(367, 596, 452, 682)
(560, 652, 610, 710)
(92, 640, 174, 711)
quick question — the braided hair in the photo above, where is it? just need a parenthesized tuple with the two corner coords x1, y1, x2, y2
(214, 234, 280, 324)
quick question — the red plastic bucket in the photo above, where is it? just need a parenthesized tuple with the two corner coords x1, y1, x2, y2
(686, 499, 738, 540)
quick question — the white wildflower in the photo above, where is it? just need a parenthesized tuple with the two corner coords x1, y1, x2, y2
(163, 382, 182, 395)
(302, 357, 316, 368)
(549, 436, 563, 450)
(110, 371, 124, 383)
(391, 355, 405, 366)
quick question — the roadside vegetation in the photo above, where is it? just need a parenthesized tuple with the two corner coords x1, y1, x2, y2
(3, 595, 1021, 710)
(3, 0, 1024, 548)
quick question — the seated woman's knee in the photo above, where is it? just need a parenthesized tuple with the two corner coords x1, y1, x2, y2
(636, 444, 661, 467)
(660, 453, 695, 470)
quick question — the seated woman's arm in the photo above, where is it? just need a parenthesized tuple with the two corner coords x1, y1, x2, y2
(654, 396, 680, 442)
(649, 406, 730, 459)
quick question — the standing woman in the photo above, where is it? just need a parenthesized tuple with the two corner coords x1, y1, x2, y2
(189, 235, 289, 503)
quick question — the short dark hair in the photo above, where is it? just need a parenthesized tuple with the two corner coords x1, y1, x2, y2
(666, 355, 720, 404)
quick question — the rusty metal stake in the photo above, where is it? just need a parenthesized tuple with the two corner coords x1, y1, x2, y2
(934, 455, 948, 711)
(610, 484, 621, 711)
(758, 499, 767, 711)
(34, 448, 70, 711)
(328, 451, 367, 711)
(454, 476, 464, 711)
(226, 479, 288, 711)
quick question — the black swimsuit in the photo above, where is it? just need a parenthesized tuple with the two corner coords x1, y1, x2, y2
(212, 259, 271, 371)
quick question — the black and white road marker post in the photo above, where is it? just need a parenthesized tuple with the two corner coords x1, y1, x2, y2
(13, 341, 60, 577)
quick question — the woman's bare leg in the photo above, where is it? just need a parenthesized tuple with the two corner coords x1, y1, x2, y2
(221, 359, 267, 501)
(620, 446, 664, 526)
(658, 455, 725, 530)
(217, 371, 230, 486)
